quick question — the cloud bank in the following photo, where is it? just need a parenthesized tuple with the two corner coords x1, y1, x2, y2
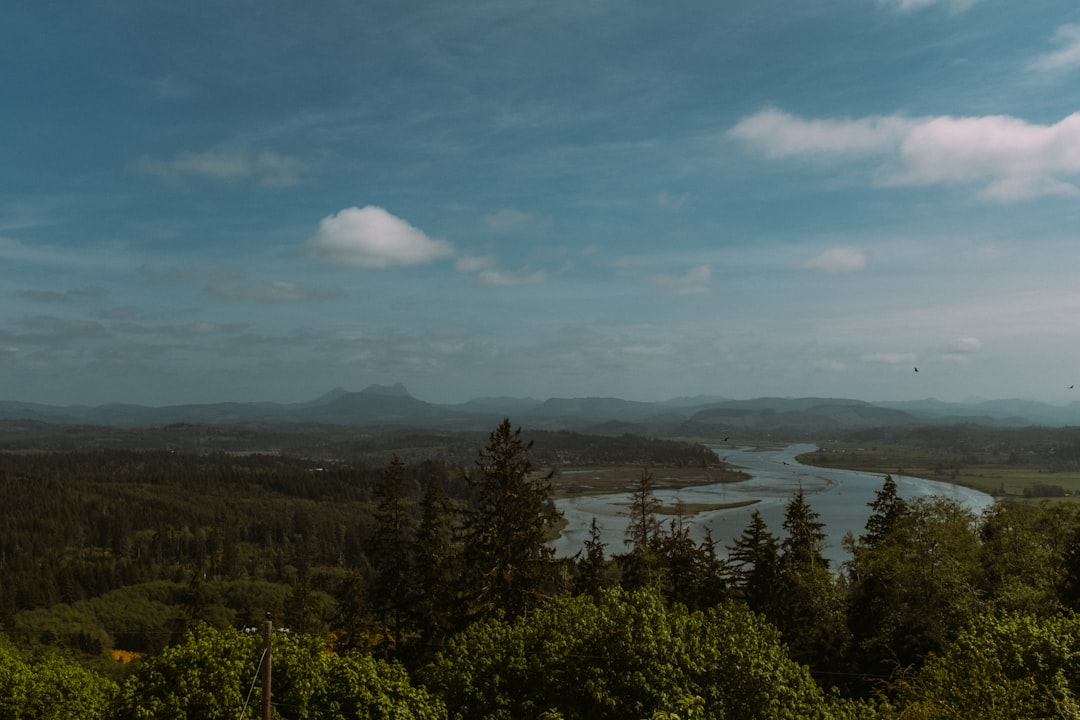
(730, 108, 1080, 201)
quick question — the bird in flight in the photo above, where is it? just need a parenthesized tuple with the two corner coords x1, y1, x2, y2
(913, 367, 919, 373)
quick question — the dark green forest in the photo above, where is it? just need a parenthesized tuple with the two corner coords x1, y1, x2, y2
(5, 419, 1080, 718)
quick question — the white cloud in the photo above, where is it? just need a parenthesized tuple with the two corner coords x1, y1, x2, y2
(131, 146, 307, 187)
(729, 107, 914, 159)
(805, 246, 866, 273)
(1030, 25, 1080, 73)
(649, 265, 712, 296)
(484, 209, 532, 232)
(731, 108, 1080, 202)
(307, 206, 454, 269)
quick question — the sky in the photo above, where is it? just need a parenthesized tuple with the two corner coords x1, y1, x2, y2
(4, 0, 1080, 408)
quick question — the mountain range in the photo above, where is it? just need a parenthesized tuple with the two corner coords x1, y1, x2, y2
(2, 383, 1079, 439)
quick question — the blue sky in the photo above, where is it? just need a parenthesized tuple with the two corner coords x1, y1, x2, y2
(4, 0, 1080, 407)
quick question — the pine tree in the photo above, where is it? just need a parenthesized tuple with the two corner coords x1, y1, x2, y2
(776, 490, 849, 677)
(461, 419, 561, 620)
(725, 510, 781, 619)
(781, 487, 828, 572)
(861, 474, 906, 548)
(370, 455, 415, 648)
(411, 476, 461, 650)
(575, 517, 615, 596)
(617, 469, 666, 591)
(623, 469, 662, 551)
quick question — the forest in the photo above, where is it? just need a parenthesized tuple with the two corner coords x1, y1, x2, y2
(4, 419, 1080, 718)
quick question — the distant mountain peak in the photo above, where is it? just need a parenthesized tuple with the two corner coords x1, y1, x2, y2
(359, 382, 413, 398)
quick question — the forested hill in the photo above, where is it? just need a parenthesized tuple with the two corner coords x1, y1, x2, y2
(0, 429, 716, 635)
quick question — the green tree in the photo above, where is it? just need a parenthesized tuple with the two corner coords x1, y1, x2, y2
(0, 635, 117, 720)
(113, 624, 445, 720)
(424, 587, 876, 720)
(624, 469, 663, 551)
(574, 517, 618, 596)
(861, 474, 906, 549)
(461, 419, 561, 621)
(844, 497, 983, 674)
(978, 500, 1073, 616)
(371, 455, 416, 648)
(892, 612, 1080, 719)
(654, 514, 726, 610)
(618, 469, 666, 592)
(411, 477, 462, 652)
(269, 631, 447, 720)
(780, 488, 829, 572)
(111, 624, 258, 720)
(725, 510, 781, 620)
(774, 490, 849, 677)
(330, 568, 372, 653)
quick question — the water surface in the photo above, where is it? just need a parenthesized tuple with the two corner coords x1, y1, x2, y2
(550, 444, 994, 565)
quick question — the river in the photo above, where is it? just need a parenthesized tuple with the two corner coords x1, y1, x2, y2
(550, 444, 995, 565)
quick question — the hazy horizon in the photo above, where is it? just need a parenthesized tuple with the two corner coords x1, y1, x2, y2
(5, 2, 1080, 407)
(5, 382, 1079, 412)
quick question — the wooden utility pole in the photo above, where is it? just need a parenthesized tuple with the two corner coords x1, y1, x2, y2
(262, 612, 272, 720)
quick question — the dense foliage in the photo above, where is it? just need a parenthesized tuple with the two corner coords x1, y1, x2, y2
(424, 587, 868, 720)
(6, 421, 1080, 718)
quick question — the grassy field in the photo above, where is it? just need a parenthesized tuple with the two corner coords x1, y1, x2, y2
(798, 442, 1080, 502)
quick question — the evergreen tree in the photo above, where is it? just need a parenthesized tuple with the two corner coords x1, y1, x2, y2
(575, 517, 617, 596)
(861, 474, 906, 548)
(623, 469, 663, 551)
(370, 455, 415, 648)
(617, 469, 666, 592)
(776, 490, 849, 678)
(331, 568, 372, 653)
(725, 510, 781, 619)
(656, 510, 724, 609)
(781, 487, 828, 572)
(411, 477, 462, 652)
(461, 419, 561, 621)
(846, 496, 983, 675)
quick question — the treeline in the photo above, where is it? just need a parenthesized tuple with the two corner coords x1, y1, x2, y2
(7, 419, 1080, 717)
(0, 426, 713, 645)
(839, 423, 1080, 471)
